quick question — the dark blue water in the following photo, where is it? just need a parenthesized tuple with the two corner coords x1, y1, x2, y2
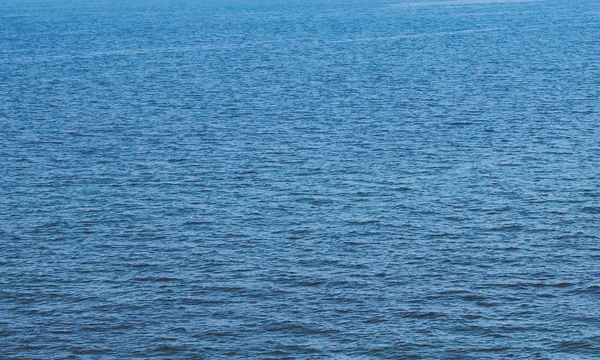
(2, 0, 600, 358)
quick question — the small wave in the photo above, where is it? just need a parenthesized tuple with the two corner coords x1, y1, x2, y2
(393, 186, 412, 192)
(133, 277, 180, 282)
(500, 247, 520, 251)
(448, 121, 473, 126)
(462, 294, 487, 301)
(183, 220, 210, 225)
(463, 314, 483, 319)
(404, 311, 442, 319)
(64, 130, 93, 137)
(167, 158, 187, 163)
(488, 224, 523, 231)
(153, 345, 181, 353)
(297, 280, 325, 287)
(130, 263, 159, 268)
(476, 301, 498, 307)
(180, 298, 226, 305)
(349, 219, 380, 225)
(570, 285, 600, 294)
(474, 347, 510, 352)
(557, 340, 592, 350)
(582, 207, 600, 214)
(532, 282, 575, 288)
(536, 293, 556, 298)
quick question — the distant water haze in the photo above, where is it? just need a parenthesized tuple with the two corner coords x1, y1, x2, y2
(1, 0, 600, 358)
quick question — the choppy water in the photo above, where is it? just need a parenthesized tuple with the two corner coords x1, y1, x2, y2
(2, 0, 600, 358)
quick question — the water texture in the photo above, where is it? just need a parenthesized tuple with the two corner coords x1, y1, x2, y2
(1, 0, 600, 358)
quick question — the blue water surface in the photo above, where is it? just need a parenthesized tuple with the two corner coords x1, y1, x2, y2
(2, 0, 600, 358)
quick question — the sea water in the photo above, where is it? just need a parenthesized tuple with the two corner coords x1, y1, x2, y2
(1, 0, 600, 358)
